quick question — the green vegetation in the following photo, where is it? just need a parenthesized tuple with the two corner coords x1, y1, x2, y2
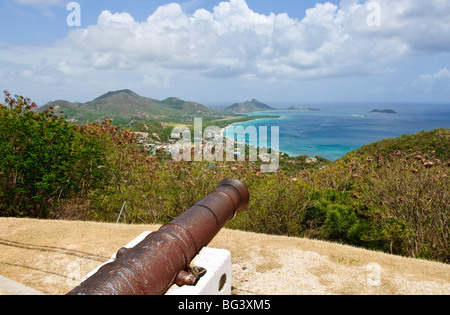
(126, 115, 280, 143)
(1, 92, 449, 263)
(0, 93, 96, 217)
(0, 92, 140, 218)
(40, 89, 276, 143)
(351, 128, 450, 160)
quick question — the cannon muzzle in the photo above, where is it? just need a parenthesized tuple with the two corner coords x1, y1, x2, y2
(67, 178, 249, 295)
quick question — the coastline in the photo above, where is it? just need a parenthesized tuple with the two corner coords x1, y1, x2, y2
(220, 112, 283, 137)
(221, 111, 354, 160)
(225, 113, 283, 128)
(219, 105, 450, 161)
(221, 112, 287, 160)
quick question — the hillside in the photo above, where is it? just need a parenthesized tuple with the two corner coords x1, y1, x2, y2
(85, 89, 168, 115)
(38, 89, 220, 124)
(160, 97, 214, 114)
(224, 99, 275, 113)
(347, 128, 450, 160)
(1, 218, 449, 295)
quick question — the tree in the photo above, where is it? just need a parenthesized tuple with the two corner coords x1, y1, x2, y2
(0, 91, 105, 218)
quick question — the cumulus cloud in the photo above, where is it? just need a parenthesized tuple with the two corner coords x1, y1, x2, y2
(63, 0, 450, 82)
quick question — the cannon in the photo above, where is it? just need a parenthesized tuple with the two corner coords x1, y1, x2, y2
(67, 178, 249, 295)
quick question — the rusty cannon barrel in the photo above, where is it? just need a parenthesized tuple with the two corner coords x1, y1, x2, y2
(67, 178, 249, 295)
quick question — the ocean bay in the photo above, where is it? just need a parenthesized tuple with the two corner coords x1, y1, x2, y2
(230, 103, 450, 161)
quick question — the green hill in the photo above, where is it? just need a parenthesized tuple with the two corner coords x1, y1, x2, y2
(347, 128, 450, 160)
(86, 89, 167, 114)
(160, 97, 214, 114)
(38, 89, 219, 124)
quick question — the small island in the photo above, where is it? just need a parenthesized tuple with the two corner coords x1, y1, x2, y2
(370, 109, 397, 114)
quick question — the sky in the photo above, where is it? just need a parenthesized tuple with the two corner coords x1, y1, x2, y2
(0, 0, 449, 107)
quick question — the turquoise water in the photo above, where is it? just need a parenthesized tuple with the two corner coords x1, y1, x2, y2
(229, 103, 450, 161)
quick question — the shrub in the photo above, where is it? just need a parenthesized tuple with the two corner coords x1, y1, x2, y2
(359, 150, 449, 262)
(0, 92, 107, 218)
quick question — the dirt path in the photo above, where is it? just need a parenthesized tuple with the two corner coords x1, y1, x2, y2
(0, 217, 449, 295)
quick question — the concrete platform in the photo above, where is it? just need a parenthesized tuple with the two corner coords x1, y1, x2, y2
(1, 218, 449, 295)
(0, 275, 45, 295)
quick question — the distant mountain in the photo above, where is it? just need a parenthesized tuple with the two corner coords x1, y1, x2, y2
(225, 99, 275, 113)
(84, 89, 169, 116)
(38, 89, 216, 123)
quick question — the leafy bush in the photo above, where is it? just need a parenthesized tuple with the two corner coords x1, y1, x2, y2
(0, 92, 106, 217)
(0, 92, 135, 219)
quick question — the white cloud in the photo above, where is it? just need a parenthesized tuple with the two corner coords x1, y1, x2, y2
(0, 43, 84, 88)
(142, 73, 171, 88)
(413, 68, 450, 92)
(98, 10, 138, 29)
(62, 0, 450, 81)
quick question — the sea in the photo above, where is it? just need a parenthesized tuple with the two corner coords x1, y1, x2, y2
(228, 103, 450, 161)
